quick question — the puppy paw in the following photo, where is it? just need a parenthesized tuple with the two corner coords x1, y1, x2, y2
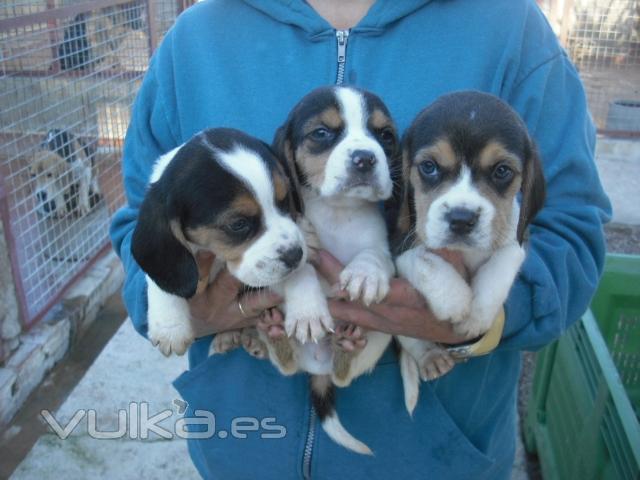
(340, 260, 390, 306)
(284, 296, 334, 344)
(149, 321, 194, 356)
(400, 249, 472, 322)
(435, 285, 472, 324)
(240, 328, 268, 359)
(209, 330, 242, 356)
(418, 346, 455, 381)
(257, 308, 287, 340)
(78, 202, 91, 217)
(333, 323, 367, 353)
(452, 308, 496, 340)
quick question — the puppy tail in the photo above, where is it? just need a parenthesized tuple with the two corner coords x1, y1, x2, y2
(311, 375, 373, 456)
(399, 348, 420, 416)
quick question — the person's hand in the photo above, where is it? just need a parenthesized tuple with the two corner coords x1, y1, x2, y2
(311, 250, 469, 344)
(188, 252, 283, 338)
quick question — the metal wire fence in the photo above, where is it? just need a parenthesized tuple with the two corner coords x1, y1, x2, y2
(0, 0, 193, 327)
(539, 0, 640, 135)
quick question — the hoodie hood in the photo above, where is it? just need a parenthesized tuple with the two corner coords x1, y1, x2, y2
(241, 0, 433, 36)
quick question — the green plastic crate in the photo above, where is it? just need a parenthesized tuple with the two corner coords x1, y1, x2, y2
(525, 254, 640, 480)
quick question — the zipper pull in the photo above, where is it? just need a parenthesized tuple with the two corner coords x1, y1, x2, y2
(336, 29, 349, 63)
(335, 29, 350, 85)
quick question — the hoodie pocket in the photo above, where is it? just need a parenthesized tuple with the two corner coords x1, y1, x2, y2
(173, 348, 309, 480)
(313, 361, 497, 480)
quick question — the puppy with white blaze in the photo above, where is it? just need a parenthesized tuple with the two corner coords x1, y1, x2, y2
(265, 86, 398, 455)
(393, 91, 546, 415)
(131, 128, 307, 356)
(212, 86, 400, 455)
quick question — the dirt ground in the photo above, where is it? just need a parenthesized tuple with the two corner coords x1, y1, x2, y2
(519, 223, 640, 478)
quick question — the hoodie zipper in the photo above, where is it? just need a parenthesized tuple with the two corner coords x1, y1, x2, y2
(302, 405, 316, 479)
(335, 29, 350, 85)
(302, 29, 352, 480)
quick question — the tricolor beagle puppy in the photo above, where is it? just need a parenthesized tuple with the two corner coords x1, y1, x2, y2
(29, 149, 82, 219)
(263, 86, 399, 454)
(393, 91, 545, 415)
(213, 86, 399, 454)
(41, 129, 101, 217)
(131, 128, 306, 356)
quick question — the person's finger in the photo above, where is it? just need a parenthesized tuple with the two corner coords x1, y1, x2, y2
(327, 299, 385, 331)
(309, 249, 344, 285)
(193, 314, 258, 338)
(237, 289, 283, 318)
(383, 278, 427, 306)
(432, 248, 469, 281)
(371, 303, 465, 343)
(328, 298, 468, 344)
(205, 268, 242, 302)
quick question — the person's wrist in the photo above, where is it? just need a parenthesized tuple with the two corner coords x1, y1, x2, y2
(442, 307, 505, 360)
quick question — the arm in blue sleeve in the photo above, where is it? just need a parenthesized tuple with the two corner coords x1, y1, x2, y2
(109, 48, 180, 337)
(499, 52, 612, 351)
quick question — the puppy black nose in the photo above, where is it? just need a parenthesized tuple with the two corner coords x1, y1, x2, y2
(37, 191, 47, 202)
(279, 246, 303, 269)
(351, 150, 376, 173)
(446, 208, 479, 235)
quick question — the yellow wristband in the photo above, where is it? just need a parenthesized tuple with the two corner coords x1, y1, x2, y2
(445, 307, 505, 360)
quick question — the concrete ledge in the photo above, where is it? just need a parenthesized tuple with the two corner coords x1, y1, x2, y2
(0, 250, 123, 427)
(10, 320, 198, 479)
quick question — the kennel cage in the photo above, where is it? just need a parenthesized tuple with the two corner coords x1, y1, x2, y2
(0, 0, 194, 329)
(539, 0, 640, 136)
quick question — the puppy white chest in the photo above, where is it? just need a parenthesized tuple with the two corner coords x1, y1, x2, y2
(305, 196, 385, 265)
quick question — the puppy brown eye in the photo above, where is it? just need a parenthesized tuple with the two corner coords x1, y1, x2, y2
(223, 217, 256, 240)
(418, 159, 439, 178)
(492, 164, 513, 182)
(377, 128, 396, 146)
(309, 127, 335, 142)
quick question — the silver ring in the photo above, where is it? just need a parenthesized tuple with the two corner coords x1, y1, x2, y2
(237, 299, 249, 318)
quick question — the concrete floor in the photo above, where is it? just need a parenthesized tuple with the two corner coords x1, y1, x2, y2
(595, 138, 640, 225)
(8, 318, 199, 480)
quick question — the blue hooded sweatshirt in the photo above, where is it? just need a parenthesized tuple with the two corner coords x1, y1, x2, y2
(110, 0, 611, 478)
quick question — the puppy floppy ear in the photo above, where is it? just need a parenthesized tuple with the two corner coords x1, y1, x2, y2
(132, 185, 199, 298)
(388, 141, 416, 255)
(517, 138, 546, 244)
(273, 125, 304, 213)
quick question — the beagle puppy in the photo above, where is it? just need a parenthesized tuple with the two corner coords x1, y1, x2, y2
(131, 128, 307, 356)
(393, 91, 545, 415)
(29, 146, 100, 219)
(261, 86, 399, 454)
(42, 129, 101, 217)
